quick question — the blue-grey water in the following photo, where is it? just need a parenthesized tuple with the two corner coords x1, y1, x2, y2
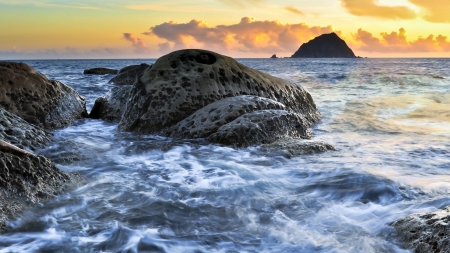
(1, 58, 450, 253)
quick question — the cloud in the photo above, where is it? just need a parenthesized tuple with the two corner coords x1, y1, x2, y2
(0, 47, 123, 60)
(353, 28, 450, 53)
(123, 33, 150, 54)
(284, 6, 305, 15)
(216, 0, 264, 7)
(340, 0, 416, 19)
(408, 0, 450, 23)
(146, 17, 335, 55)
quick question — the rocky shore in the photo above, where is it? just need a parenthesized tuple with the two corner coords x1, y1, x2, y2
(0, 49, 334, 233)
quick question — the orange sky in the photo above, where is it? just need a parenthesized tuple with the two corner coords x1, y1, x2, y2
(1, 0, 450, 59)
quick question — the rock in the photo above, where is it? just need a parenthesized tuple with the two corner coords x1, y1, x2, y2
(208, 110, 312, 147)
(164, 95, 287, 139)
(270, 54, 277, 59)
(119, 49, 320, 134)
(0, 151, 83, 232)
(109, 63, 151, 85)
(90, 86, 132, 120)
(391, 206, 450, 252)
(291, 32, 356, 58)
(259, 138, 335, 158)
(0, 108, 52, 151)
(0, 62, 88, 129)
(83, 68, 118, 75)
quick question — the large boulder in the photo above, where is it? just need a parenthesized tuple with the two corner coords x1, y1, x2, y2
(0, 108, 52, 151)
(164, 95, 287, 139)
(0, 62, 88, 129)
(90, 86, 132, 120)
(291, 32, 356, 58)
(109, 63, 151, 85)
(83, 68, 118, 75)
(119, 49, 321, 134)
(391, 206, 450, 252)
(0, 151, 83, 232)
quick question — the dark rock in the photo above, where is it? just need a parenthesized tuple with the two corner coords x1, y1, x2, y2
(83, 68, 118, 75)
(0, 62, 88, 129)
(259, 138, 335, 158)
(208, 110, 312, 147)
(119, 49, 320, 134)
(391, 206, 450, 253)
(291, 32, 356, 58)
(164, 95, 286, 139)
(90, 86, 132, 120)
(270, 54, 277, 59)
(0, 108, 52, 151)
(0, 151, 83, 232)
(109, 63, 151, 85)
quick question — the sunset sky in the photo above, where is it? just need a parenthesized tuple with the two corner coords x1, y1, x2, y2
(1, 0, 450, 59)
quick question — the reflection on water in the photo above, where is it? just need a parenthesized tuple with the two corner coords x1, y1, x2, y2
(1, 58, 450, 252)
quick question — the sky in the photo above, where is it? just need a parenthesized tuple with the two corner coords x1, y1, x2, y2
(1, 0, 450, 59)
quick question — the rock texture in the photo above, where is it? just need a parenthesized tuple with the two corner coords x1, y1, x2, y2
(164, 95, 287, 139)
(392, 206, 450, 253)
(0, 62, 88, 129)
(90, 86, 132, 120)
(0, 108, 52, 151)
(109, 63, 151, 85)
(119, 49, 321, 135)
(0, 151, 83, 232)
(259, 138, 335, 158)
(291, 33, 356, 58)
(83, 68, 118, 75)
(208, 110, 312, 147)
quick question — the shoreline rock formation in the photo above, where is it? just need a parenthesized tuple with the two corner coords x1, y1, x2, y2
(291, 32, 356, 58)
(392, 206, 450, 252)
(0, 62, 88, 129)
(117, 49, 325, 148)
(109, 63, 151, 85)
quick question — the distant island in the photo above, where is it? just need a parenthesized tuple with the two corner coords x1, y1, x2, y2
(291, 32, 356, 58)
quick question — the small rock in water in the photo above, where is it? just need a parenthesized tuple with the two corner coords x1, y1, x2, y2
(392, 206, 450, 253)
(90, 86, 133, 120)
(83, 67, 118, 75)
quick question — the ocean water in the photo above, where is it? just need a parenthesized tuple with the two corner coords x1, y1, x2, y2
(1, 58, 450, 252)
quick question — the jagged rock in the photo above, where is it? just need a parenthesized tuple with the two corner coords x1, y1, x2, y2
(270, 54, 277, 59)
(259, 138, 335, 158)
(90, 86, 132, 120)
(0, 108, 52, 151)
(0, 62, 88, 129)
(109, 63, 151, 85)
(0, 151, 83, 232)
(164, 95, 286, 139)
(208, 110, 312, 147)
(391, 206, 450, 253)
(291, 32, 356, 58)
(119, 49, 320, 134)
(83, 68, 118, 75)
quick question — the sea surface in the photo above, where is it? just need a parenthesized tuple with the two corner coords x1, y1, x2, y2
(1, 58, 450, 253)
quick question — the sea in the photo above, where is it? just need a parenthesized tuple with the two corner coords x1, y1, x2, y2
(1, 58, 450, 253)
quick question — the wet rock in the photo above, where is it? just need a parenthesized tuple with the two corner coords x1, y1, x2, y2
(119, 49, 320, 134)
(109, 63, 151, 85)
(83, 68, 118, 75)
(291, 32, 356, 58)
(90, 86, 132, 120)
(391, 206, 450, 253)
(0, 108, 52, 151)
(0, 62, 88, 129)
(164, 95, 287, 139)
(208, 110, 312, 147)
(0, 151, 84, 232)
(259, 138, 335, 158)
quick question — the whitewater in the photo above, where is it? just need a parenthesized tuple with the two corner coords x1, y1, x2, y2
(1, 58, 449, 252)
